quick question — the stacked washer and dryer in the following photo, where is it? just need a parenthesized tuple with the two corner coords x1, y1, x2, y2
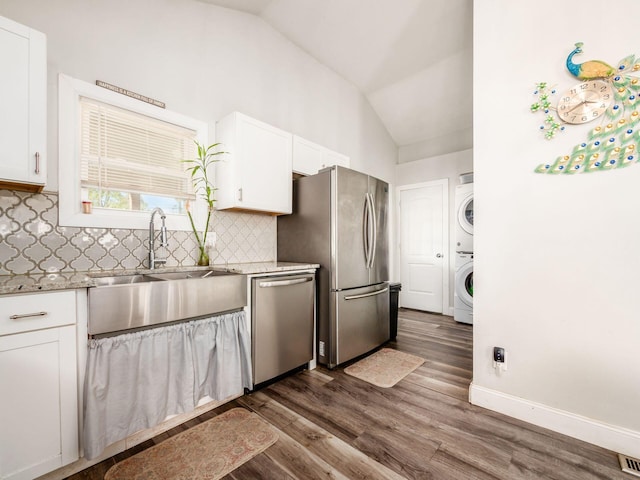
(454, 173, 474, 324)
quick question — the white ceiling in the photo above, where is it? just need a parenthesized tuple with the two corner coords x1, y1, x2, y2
(199, 0, 473, 158)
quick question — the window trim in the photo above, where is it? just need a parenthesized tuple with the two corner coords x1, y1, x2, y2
(58, 74, 209, 231)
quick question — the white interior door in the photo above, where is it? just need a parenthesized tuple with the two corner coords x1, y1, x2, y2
(398, 180, 447, 313)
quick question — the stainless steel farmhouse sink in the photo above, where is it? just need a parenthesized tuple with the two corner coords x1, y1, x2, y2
(144, 270, 226, 280)
(88, 270, 246, 336)
(91, 274, 163, 286)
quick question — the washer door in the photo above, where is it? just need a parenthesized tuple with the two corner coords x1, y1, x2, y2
(457, 194, 474, 235)
(455, 262, 473, 307)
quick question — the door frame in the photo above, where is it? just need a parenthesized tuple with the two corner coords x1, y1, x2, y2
(395, 179, 450, 314)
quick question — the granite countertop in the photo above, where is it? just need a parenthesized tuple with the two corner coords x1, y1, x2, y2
(0, 262, 319, 295)
(0, 271, 95, 295)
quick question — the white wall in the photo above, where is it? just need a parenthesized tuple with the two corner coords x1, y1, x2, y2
(473, 0, 640, 457)
(399, 127, 473, 164)
(0, 0, 397, 190)
(396, 149, 473, 309)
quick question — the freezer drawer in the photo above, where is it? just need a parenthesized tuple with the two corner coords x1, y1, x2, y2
(329, 282, 389, 367)
(251, 273, 315, 385)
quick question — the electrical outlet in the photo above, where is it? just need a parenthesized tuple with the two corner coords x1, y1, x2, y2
(319, 341, 325, 357)
(206, 232, 217, 250)
(493, 347, 507, 371)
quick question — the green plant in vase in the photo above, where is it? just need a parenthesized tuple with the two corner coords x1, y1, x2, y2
(183, 142, 224, 266)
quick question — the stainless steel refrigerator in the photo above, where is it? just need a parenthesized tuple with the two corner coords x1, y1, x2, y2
(277, 166, 389, 368)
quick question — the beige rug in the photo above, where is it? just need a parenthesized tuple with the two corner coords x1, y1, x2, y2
(105, 408, 278, 480)
(344, 348, 425, 388)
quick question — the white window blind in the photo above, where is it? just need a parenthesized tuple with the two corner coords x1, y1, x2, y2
(79, 96, 197, 200)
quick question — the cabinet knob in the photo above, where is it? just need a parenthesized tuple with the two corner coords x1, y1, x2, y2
(436, 253, 443, 258)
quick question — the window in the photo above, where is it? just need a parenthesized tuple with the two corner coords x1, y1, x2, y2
(59, 74, 208, 230)
(80, 97, 197, 215)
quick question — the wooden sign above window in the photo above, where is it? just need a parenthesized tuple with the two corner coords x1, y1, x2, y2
(96, 80, 165, 109)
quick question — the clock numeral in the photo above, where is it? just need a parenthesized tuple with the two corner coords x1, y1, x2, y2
(580, 84, 589, 90)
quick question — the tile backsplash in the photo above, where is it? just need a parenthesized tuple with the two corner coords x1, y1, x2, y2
(0, 189, 276, 276)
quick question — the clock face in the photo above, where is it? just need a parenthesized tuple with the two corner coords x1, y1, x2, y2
(557, 80, 613, 124)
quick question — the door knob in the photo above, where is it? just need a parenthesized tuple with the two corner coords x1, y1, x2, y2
(436, 253, 443, 258)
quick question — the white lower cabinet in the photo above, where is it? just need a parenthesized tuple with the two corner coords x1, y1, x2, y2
(0, 291, 78, 480)
(292, 135, 349, 176)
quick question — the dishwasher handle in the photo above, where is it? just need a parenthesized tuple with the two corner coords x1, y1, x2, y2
(344, 287, 389, 301)
(259, 277, 313, 288)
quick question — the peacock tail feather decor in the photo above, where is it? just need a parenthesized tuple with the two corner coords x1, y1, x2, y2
(531, 42, 640, 174)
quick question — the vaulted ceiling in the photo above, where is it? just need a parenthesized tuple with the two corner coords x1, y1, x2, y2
(199, 0, 473, 162)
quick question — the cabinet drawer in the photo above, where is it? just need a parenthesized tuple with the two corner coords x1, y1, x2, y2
(0, 290, 76, 336)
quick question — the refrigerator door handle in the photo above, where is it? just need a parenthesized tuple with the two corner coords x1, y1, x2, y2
(344, 287, 389, 301)
(365, 193, 375, 269)
(363, 196, 371, 267)
(369, 193, 377, 268)
(362, 193, 371, 269)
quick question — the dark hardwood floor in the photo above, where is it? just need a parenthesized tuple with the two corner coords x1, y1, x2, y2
(67, 309, 628, 479)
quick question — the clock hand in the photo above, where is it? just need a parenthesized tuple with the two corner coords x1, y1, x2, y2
(566, 100, 587, 114)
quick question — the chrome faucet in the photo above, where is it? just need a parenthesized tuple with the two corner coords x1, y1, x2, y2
(148, 208, 168, 269)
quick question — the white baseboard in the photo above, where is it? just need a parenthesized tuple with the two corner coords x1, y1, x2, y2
(469, 383, 640, 459)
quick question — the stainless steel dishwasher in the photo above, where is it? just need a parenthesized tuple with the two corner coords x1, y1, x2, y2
(252, 272, 315, 386)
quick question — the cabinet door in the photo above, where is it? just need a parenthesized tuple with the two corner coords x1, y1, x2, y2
(292, 135, 350, 176)
(0, 326, 78, 480)
(216, 112, 292, 214)
(238, 115, 292, 213)
(292, 135, 324, 175)
(323, 149, 350, 169)
(0, 16, 46, 189)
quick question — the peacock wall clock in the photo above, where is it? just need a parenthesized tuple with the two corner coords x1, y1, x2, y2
(530, 42, 640, 174)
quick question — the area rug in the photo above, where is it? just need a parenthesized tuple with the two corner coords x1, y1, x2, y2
(344, 348, 425, 388)
(104, 408, 278, 480)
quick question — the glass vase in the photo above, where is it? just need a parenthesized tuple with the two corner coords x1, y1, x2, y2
(197, 247, 209, 266)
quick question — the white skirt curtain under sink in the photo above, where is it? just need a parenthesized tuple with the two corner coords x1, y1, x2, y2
(83, 311, 251, 460)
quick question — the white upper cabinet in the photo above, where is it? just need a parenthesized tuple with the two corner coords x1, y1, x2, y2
(292, 135, 350, 176)
(215, 112, 292, 215)
(322, 147, 350, 170)
(0, 16, 46, 191)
